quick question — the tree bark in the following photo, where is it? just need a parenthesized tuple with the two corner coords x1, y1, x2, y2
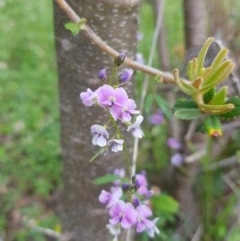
(53, 1, 140, 240)
(183, 0, 207, 50)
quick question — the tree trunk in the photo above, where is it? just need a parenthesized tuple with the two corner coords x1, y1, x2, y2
(183, 0, 207, 50)
(53, 1, 140, 240)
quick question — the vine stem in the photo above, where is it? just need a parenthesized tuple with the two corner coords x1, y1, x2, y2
(128, 1, 165, 241)
(54, 0, 175, 83)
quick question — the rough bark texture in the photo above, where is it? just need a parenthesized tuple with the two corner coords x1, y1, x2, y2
(54, 1, 140, 240)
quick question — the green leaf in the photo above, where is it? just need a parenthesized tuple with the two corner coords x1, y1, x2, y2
(173, 98, 198, 111)
(64, 19, 86, 36)
(174, 108, 202, 120)
(155, 95, 172, 119)
(211, 48, 228, 70)
(201, 60, 234, 92)
(64, 22, 80, 36)
(209, 86, 227, 105)
(196, 37, 214, 73)
(151, 194, 179, 215)
(203, 88, 215, 103)
(93, 174, 120, 185)
(173, 69, 195, 95)
(186, 58, 198, 80)
(218, 96, 240, 119)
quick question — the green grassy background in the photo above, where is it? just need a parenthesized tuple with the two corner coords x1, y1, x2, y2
(0, 0, 60, 239)
(2, 0, 239, 240)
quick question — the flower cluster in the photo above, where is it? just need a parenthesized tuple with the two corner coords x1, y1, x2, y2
(80, 66, 144, 155)
(99, 169, 160, 240)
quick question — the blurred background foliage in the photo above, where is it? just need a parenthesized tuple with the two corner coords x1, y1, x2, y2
(0, 0, 240, 240)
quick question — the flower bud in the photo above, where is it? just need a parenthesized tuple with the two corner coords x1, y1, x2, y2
(119, 68, 133, 83)
(98, 68, 107, 81)
(122, 183, 131, 192)
(114, 52, 126, 66)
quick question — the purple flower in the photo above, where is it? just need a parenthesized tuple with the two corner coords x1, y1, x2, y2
(98, 68, 107, 81)
(132, 196, 141, 207)
(145, 218, 160, 238)
(108, 139, 124, 152)
(91, 124, 109, 147)
(119, 68, 133, 83)
(171, 153, 183, 166)
(99, 187, 122, 208)
(109, 200, 137, 229)
(135, 173, 148, 187)
(149, 111, 164, 125)
(167, 137, 181, 150)
(97, 85, 128, 107)
(117, 98, 140, 122)
(127, 115, 144, 138)
(80, 88, 96, 106)
(135, 204, 153, 233)
(137, 186, 153, 198)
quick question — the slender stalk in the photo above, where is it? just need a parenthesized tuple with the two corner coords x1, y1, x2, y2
(131, 0, 165, 181)
(109, 114, 131, 178)
(201, 135, 213, 240)
(128, 1, 165, 241)
(54, 0, 175, 83)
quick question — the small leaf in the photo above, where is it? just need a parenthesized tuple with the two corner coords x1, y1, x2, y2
(64, 19, 86, 36)
(173, 98, 198, 110)
(218, 96, 240, 119)
(186, 59, 195, 80)
(174, 108, 202, 120)
(151, 194, 179, 215)
(173, 69, 195, 95)
(199, 102, 234, 114)
(197, 37, 214, 72)
(186, 58, 198, 80)
(203, 88, 215, 103)
(211, 48, 228, 69)
(202, 60, 234, 92)
(93, 174, 120, 185)
(209, 86, 227, 105)
(64, 22, 81, 36)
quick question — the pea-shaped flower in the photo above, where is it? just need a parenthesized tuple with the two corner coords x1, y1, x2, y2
(127, 115, 144, 138)
(91, 124, 109, 147)
(108, 139, 124, 152)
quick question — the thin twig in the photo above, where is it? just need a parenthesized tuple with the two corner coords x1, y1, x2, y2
(54, 0, 175, 83)
(185, 149, 206, 164)
(24, 218, 61, 239)
(191, 225, 202, 241)
(131, 0, 165, 178)
(203, 156, 239, 171)
(129, 0, 165, 240)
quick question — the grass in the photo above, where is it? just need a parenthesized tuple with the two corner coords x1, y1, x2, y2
(0, 0, 60, 239)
